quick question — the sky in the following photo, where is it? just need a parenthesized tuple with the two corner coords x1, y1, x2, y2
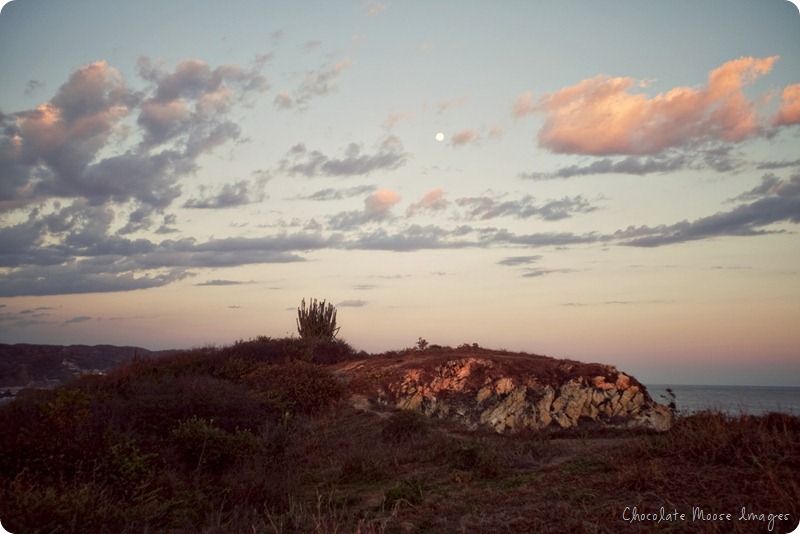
(0, 0, 799, 386)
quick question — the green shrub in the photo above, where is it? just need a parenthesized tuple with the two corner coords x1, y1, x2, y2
(245, 360, 347, 415)
(433, 438, 506, 478)
(169, 416, 263, 474)
(338, 453, 389, 483)
(91, 435, 158, 496)
(381, 409, 430, 443)
(384, 477, 426, 507)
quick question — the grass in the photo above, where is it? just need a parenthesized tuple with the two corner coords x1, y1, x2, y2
(1, 337, 798, 533)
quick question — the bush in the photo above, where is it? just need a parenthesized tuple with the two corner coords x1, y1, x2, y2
(296, 298, 340, 340)
(431, 437, 506, 478)
(245, 360, 347, 415)
(384, 477, 426, 507)
(169, 416, 263, 474)
(381, 409, 430, 443)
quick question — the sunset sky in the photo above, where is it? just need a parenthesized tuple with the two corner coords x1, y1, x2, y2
(1, 0, 799, 386)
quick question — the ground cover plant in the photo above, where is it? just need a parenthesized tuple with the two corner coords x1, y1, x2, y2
(0, 337, 798, 533)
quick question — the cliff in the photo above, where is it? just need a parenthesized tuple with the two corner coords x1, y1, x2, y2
(336, 346, 672, 432)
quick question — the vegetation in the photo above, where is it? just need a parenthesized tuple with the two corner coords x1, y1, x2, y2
(1, 337, 798, 533)
(296, 298, 340, 340)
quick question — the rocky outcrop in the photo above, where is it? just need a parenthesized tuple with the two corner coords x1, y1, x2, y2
(336, 348, 672, 433)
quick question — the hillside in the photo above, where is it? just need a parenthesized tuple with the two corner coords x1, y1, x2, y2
(0, 337, 798, 533)
(0, 343, 175, 389)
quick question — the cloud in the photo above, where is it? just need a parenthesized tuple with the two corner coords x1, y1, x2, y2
(773, 83, 800, 126)
(521, 268, 575, 278)
(338, 299, 368, 307)
(0, 222, 341, 295)
(520, 144, 744, 179)
(2, 61, 133, 204)
(364, 189, 401, 215)
(616, 173, 800, 247)
(732, 173, 800, 201)
(273, 90, 293, 110)
(24, 79, 43, 96)
(488, 126, 503, 140)
(521, 154, 689, 180)
(136, 57, 268, 149)
(456, 194, 596, 221)
(382, 109, 413, 130)
(450, 128, 478, 147)
(275, 58, 353, 110)
(195, 279, 248, 286)
(512, 91, 536, 118)
(348, 224, 472, 251)
(1, 57, 267, 215)
(297, 184, 377, 201)
(363, 0, 387, 17)
(328, 189, 401, 230)
(436, 95, 468, 114)
(279, 136, 407, 177)
(353, 284, 375, 290)
(519, 56, 783, 155)
(406, 189, 448, 216)
(756, 158, 800, 170)
(62, 315, 92, 325)
(482, 228, 601, 248)
(0, 264, 191, 297)
(497, 255, 542, 266)
(183, 179, 267, 209)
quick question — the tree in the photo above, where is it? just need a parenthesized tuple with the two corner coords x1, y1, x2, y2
(296, 298, 340, 340)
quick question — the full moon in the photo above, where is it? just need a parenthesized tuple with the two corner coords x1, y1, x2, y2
(435, 132, 444, 142)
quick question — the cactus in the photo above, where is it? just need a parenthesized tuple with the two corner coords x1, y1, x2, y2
(296, 298, 340, 339)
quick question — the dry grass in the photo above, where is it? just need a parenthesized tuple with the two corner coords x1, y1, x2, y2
(1, 339, 798, 533)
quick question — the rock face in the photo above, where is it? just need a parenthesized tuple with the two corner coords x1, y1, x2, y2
(336, 347, 672, 433)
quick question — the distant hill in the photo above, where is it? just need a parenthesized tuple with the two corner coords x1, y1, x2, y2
(0, 343, 176, 388)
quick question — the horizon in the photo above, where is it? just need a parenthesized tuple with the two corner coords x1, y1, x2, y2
(2, 337, 798, 389)
(1, 0, 799, 388)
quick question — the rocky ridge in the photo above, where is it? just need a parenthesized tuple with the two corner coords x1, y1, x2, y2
(337, 347, 672, 433)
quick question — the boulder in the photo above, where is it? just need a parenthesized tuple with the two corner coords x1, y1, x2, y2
(336, 347, 672, 433)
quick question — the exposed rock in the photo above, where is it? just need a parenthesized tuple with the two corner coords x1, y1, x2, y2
(336, 347, 672, 433)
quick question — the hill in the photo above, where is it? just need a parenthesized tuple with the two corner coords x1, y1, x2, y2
(0, 343, 175, 389)
(0, 336, 798, 533)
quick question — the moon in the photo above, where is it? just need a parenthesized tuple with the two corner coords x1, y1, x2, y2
(435, 132, 444, 142)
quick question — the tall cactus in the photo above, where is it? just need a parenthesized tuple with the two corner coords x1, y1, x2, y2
(296, 298, 340, 339)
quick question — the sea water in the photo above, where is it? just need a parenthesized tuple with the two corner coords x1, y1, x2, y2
(646, 384, 800, 417)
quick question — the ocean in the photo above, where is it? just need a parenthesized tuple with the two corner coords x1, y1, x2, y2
(646, 384, 800, 417)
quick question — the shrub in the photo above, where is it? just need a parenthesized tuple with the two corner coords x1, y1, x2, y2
(381, 409, 430, 443)
(384, 477, 426, 507)
(169, 416, 262, 474)
(432, 437, 506, 478)
(245, 360, 347, 415)
(296, 298, 340, 340)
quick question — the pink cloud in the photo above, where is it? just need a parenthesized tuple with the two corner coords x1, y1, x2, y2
(527, 56, 780, 155)
(488, 126, 503, 140)
(773, 83, 800, 126)
(364, 189, 401, 215)
(406, 188, 448, 216)
(15, 61, 130, 155)
(450, 128, 477, 147)
(436, 95, 468, 114)
(382, 109, 414, 130)
(512, 91, 536, 118)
